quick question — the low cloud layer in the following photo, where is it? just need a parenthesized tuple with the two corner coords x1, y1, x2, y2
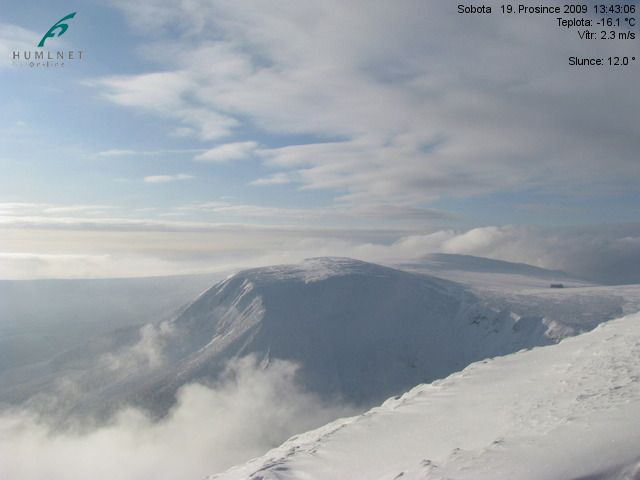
(2, 223, 640, 284)
(0, 357, 354, 480)
(376, 225, 640, 285)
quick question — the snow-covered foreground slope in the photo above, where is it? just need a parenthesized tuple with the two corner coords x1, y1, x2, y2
(212, 312, 640, 480)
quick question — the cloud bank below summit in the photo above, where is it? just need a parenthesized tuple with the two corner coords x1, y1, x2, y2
(2, 223, 640, 284)
(0, 357, 354, 480)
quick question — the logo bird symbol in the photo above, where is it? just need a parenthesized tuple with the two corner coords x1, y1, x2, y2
(38, 12, 76, 47)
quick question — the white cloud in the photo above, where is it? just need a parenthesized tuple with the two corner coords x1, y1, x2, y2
(0, 214, 268, 234)
(42, 205, 117, 214)
(96, 148, 206, 157)
(96, 71, 191, 110)
(90, 72, 238, 140)
(2, 223, 640, 284)
(143, 174, 194, 183)
(102, 322, 175, 372)
(96, 0, 638, 205)
(0, 198, 448, 234)
(0, 23, 38, 68)
(96, 149, 139, 157)
(0, 202, 117, 217)
(249, 172, 293, 186)
(0, 357, 354, 480)
(1, 206, 638, 285)
(174, 200, 449, 224)
(356, 225, 640, 285)
(194, 141, 257, 163)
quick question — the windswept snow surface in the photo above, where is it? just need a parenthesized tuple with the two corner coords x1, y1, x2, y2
(211, 312, 640, 480)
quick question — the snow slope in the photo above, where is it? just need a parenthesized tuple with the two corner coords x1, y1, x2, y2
(211, 311, 640, 480)
(399, 254, 640, 338)
(0, 258, 573, 417)
(100, 257, 566, 414)
(149, 257, 555, 407)
(398, 253, 591, 290)
(3, 256, 638, 422)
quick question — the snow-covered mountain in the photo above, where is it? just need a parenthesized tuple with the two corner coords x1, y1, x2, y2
(2, 256, 640, 480)
(0, 257, 579, 417)
(400, 253, 639, 336)
(404, 253, 573, 278)
(2, 256, 638, 421)
(210, 311, 640, 480)
(132, 257, 558, 411)
(397, 253, 590, 290)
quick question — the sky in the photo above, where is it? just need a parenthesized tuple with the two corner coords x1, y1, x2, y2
(0, 0, 638, 281)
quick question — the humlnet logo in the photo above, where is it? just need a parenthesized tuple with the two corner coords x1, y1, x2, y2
(38, 12, 76, 47)
(12, 12, 84, 68)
